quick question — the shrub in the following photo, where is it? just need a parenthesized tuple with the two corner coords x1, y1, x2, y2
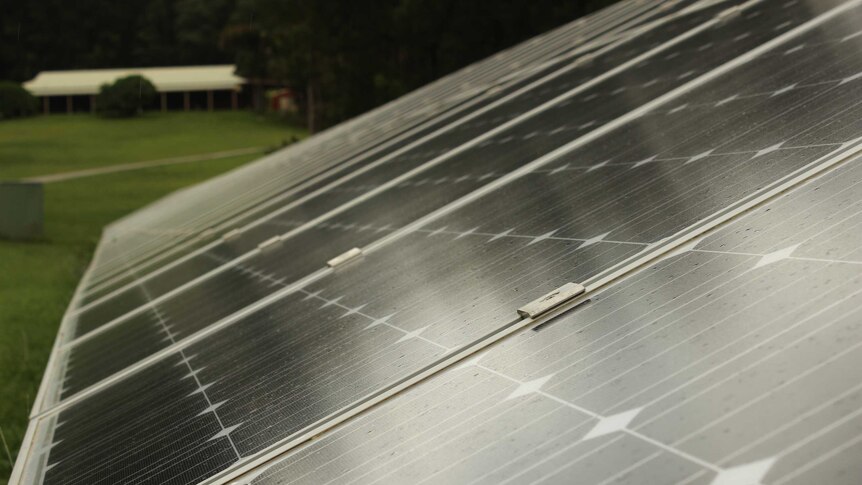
(96, 75, 157, 118)
(0, 81, 38, 119)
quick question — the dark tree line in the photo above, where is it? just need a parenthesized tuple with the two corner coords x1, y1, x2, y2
(0, 0, 614, 130)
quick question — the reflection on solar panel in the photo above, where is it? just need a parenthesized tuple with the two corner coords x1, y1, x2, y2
(10, 0, 862, 483)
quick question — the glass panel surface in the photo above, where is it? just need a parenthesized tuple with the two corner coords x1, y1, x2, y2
(36, 6, 862, 485)
(245, 153, 862, 485)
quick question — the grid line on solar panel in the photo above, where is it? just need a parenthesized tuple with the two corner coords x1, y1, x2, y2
(40, 0, 862, 416)
(16, 4, 862, 484)
(60, 0, 740, 344)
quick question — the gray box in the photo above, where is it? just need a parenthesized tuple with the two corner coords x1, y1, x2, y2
(0, 182, 44, 240)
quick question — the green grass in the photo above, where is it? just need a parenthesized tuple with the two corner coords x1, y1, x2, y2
(0, 111, 303, 179)
(0, 112, 305, 483)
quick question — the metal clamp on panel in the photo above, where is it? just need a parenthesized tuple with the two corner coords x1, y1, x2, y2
(716, 0, 757, 21)
(257, 236, 283, 252)
(221, 228, 243, 242)
(716, 6, 741, 20)
(327, 247, 363, 268)
(517, 282, 585, 319)
(573, 53, 595, 67)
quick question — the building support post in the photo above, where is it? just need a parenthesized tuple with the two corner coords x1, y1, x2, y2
(231, 90, 238, 111)
(183, 91, 190, 112)
(43, 97, 49, 115)
(207, 90, 214, 111)
(161, 92, 167, 113)
(90, 95, 96, 113)
(66, 96, 73, 114)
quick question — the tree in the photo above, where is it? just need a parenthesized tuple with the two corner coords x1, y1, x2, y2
(224, 0, 612, 132)
(95, 75, 158, 117)
(2, 0, 614, 129)
(0, 82, 38, 119)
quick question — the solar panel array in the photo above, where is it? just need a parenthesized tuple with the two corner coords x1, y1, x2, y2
(11, 0, 862, 483)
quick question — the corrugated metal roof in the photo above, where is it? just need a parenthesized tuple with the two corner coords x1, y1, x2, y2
(22, 65, 245, 96)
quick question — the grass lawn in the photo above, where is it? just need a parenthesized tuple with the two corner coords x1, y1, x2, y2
(0, 111, 303, 179)
(0, 112, 305, 483)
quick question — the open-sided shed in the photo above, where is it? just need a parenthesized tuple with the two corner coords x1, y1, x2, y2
(23, 65, 246, 114)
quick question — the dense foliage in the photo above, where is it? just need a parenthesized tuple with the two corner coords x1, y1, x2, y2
(1, 0, 614, 129)
(96, 75, 158, 117)
(0, 81, 38, 119)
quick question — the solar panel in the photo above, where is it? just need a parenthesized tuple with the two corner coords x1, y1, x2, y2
(11, 0, 862, 484)
(239, 143, 862, 485)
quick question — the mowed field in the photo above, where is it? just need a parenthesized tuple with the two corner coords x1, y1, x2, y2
(0, 112, 305, 483)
